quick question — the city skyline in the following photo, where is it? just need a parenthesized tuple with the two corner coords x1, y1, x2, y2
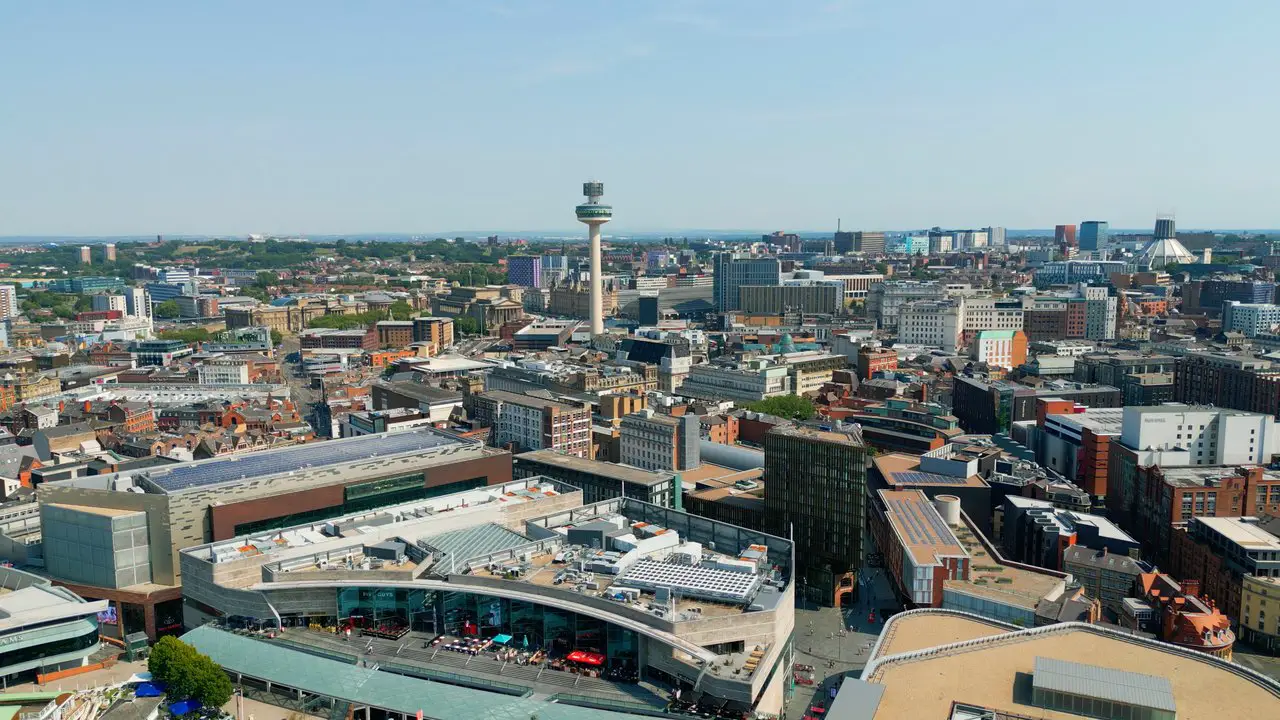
(3, 1, 1279, 235)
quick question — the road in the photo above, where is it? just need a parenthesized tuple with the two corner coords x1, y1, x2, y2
(279, 337, 322, 431)
(1233, 643, 1280, 684)
(452, 336, 495, 356)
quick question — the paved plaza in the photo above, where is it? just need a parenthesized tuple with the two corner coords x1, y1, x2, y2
(782, 565, 902, 720)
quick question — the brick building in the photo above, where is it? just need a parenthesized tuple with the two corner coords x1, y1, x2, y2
(376, 321, 414, 349)
(1174, 351, 1280, 418)
(856, 346, 898, 380)
(1107, 461, 1280, 564)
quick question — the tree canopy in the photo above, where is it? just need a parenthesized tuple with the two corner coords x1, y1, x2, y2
(388, 300, 413, 320)
(307, 310, 383, 330)
(158, 328, 211, 343)
(453, 315, 481, 336)
(745, 395, 815, 420)
(148, 636, 233, 708)
(153, 300, 181, 318)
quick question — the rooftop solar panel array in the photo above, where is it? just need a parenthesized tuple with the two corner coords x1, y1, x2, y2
(887, 495, 959, 550)
(145, 429, 459, 492)
(893, 470, 970, 486)
(617, 559, 762, 603)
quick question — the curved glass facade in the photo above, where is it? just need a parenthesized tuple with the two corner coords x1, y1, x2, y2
(334, 587, 639, 671)
(575, 205, 613, 220)
(0, 620, 99, 674)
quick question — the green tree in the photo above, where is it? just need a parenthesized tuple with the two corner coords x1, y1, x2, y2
(148, 636, 233, 708)
(270, 329, 283, 346)
(158, 328, 211, 343)
(153, 300, 181, 318)
(454, 315, 481, 336)
(255, 271, 277, 288)
(388, 300, 413, 320)
(307, 310, 383, 330)
(745, 395, 815, 420)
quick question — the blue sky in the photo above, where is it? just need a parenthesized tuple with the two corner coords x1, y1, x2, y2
(2, 1, 1277, 235)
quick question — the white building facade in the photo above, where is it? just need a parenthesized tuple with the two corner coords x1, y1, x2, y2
(676, 361, 791, 403)
(196, 358, 251, 385)
(0, 285, 18, 319)
(898, 300, 963, 353)
(1223, 301, 1280, 338)
(1119, 405, 1279, 467)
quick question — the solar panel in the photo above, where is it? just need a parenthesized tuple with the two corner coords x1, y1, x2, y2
(146, 428, 460, 492)
(894, 471, 969, 485)
(887, 495, 959, 550)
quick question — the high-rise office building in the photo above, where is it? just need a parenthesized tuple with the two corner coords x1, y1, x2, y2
(712, 253, 782, 312)
(506, 255, 542, 289)
(539, 254, 570, 288)
(0, 285, 18, 319)
(853, 231, 886, 254)
(1054, 224, 1077, 248)
(91, 294, 127, 314)
(985, 226, 1007, 247)
(126, 287, 151, 319)
(1078, 221, 1110, 251)
(764, 424, 868, 606)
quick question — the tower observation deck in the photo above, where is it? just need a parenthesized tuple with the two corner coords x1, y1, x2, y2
(575, 182, 612, 335)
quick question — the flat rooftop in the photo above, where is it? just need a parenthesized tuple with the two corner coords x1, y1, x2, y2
(189, 478, 564, 565)
(873, 453, 986, 488)
(403, 354, 494, 373)
(515, 450, 674, 486)
(1046, 407, 1124, 435)
(677, 463, 762, 487)
(1194, 516, 1280, 549)
(45, 502, 139, 517)
(481, 389, 585, 412)
(768, 423, 865, 446)
(136, 427, 464, 493)
(1005, 497, 1135, 543)
(945, 520, 1064, 610)
(1160, 465, 1280, 488)
(863, 616, 1280, 719)
(871, 612, 1010, 660)
(879, 490, 967, 567)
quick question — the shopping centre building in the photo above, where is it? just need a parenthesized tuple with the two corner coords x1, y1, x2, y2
(177, 476, 795, 716)
(31, 427, 513, 641)
(0, 566, 108, 683)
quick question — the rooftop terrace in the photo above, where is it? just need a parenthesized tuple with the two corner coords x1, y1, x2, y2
(945, 518, 1065, 610)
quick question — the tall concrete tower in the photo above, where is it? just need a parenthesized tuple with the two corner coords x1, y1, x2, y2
(575, 181, 612, 335)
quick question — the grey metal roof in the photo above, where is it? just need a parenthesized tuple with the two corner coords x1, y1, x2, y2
(421, 522, 530, 572)
(142, 427, 460, 492)
(826, 678, 884, 720)
(181, 625, 654, 720)
(1033, 656, 1176, 712)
